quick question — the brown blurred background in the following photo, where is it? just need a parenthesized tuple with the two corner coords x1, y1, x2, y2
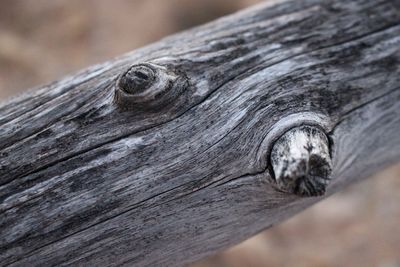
(0, 1, 399, 267)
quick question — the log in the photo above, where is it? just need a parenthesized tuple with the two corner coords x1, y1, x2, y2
(1, 0, 400, 266)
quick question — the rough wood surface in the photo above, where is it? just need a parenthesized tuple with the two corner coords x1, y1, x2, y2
(270, 125, 332, 197)
(1, 0, 400, 266)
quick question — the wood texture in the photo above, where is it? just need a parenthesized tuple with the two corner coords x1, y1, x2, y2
(1, 0, 400, 266)
(270, 125, 332, 197)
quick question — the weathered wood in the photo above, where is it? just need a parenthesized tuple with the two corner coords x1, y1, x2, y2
(1, 0, 400, 266)
(270, 125, 332, 197)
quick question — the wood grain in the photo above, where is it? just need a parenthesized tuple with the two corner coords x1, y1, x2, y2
(270, 125, 332, 197)
(1, 0, 400, 266)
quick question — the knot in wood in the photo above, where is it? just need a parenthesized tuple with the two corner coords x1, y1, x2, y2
(270, 125, 332, 197)
(114, 62, 189, 111)
(117, 64, 156, 95)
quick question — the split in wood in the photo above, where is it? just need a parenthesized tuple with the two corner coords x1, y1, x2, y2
(114, 62, 189, 111)
(270, 125, 332, 197)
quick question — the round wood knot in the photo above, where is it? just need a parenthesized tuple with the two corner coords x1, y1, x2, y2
(270, 125, 332, 197)
(117, 64, 156, 95)
(114, 63, 189, 111)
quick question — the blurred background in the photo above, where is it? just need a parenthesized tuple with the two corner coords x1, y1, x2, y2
(0, 1, 399, 266)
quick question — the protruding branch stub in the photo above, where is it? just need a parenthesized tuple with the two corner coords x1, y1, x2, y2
(270, 125, 332, 197)
(114, 62, 189, 111)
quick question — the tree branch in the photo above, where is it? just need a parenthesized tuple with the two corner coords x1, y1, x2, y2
(1, 0, 400, 266)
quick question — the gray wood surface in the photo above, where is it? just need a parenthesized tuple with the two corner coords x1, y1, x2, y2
(1, 0, 400, 266)
(270, 125, 333, 197)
